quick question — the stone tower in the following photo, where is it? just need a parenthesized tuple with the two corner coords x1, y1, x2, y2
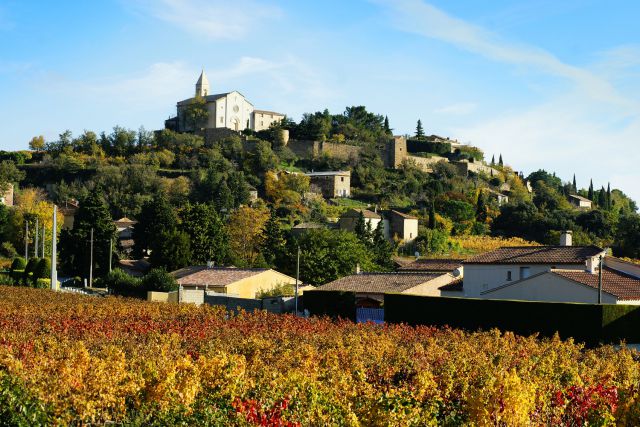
(195, 69, 210, 97)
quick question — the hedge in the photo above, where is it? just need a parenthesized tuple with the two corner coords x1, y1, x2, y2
(303, 290, 356, 321)
(384, 294, 640, 345)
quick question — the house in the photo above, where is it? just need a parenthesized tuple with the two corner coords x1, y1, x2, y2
(338, 208, 382, 233)
(0, 183, 13, 206)
(399, 258, 464, 274)
(58, 199, 79, 230)
(305, 171, 351, 198)
(171, 266, 298, 299)
(316, 272, 460, 307)
(485, 188, 509, 205)
(568, 194, 593, 209)
(118, 258, 151, 278)
(462, 232, 605, 298)
(387, 210, 419, 243)
(114, 217, 137, 253)
(168, 70, 284, 133)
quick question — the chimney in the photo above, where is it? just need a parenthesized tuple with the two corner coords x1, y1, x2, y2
(355, 263, 361, 275)
(560, 231, 573, 246)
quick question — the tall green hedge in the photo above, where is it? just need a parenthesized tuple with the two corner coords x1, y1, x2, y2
(304, 290, 356, 321)
(384, 294, 640, 345)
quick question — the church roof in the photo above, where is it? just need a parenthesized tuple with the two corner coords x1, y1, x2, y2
(177, 90, 254, 107)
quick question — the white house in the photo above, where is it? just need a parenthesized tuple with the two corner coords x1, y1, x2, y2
(172, 70, 285, 133)
(462, 232, 605, 298)
(387, 210, 419, 243)
(338, 209, 382, 233)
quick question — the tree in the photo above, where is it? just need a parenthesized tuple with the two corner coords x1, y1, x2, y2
(179, 203, 229, 265)
(141, 268, 178, 292)
(149, 228, 191, 271)
(491, 155, 495, 166)
(384, 116, 391, 135)
(59, 189, 116, 278)
(227, 206, 270, 267)
(475, 191, 488, 223)
(607, 183, 612, 210)
(598, 186, 607, 208)
(28, 136, 45, 151)
(132, 195, 177, 258)
(354, 211, 368, 242)
(261, 210, 286, 267)
(184, 94, 209, 130)
(428, 202, 436, 229)
(288, 229, 375, 286)
(371, 221, 395, 269)
(415, 119, 425, 138)
(615, 214, 640, 258)
(0, 160, 25, 195)
(498, 154, 503, 167)
(572, 174, 578, 193)
(588, 179, 594, 201)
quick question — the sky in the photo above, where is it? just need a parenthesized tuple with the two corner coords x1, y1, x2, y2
(1, 0, 639, 200)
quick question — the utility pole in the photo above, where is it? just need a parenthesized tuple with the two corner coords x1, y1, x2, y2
(34, 217, 39, 258)
(598, 254, 603, 304)
(108, 238, 113, 273)
(89, 228, 94, 288)
(295, 246, 300, 316)
(51, 206, 57, 290)
(42, 225, 46, 258)
(24, 221, 29, 260)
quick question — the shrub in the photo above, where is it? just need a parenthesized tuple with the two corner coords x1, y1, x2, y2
(1, 242, 18, 259)
(10, 257, 26, 273)
(23, 258, 40, 286)
(257, 283, 295, 299)
(34, 278, 51, 289)
(101, 268, 142, 297)
(32, 258, 51, 285)
(141, 268, 178, 292)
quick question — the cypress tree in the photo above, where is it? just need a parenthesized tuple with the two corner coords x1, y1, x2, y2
(498, 154, 503, 167)
(475, 191, 487, 223)
(354, 211, 368, 241)
(491, 155, 495, 165)
(572, 174, 577, 193)
(428, 202, 436, 229)
(415, 119, 425, 138)
(384, 116, 391, 134)
(588, 179, 594, 200)
(606, 183, 612, 209)
(261, 209, 286, 268)
(598, 186, 607, 208)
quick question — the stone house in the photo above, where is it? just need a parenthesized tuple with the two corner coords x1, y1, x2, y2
(387, 210, 419, 243)
(306, 171, 351, 198)
(338, 208, 382, 233)
(171, 266, 298, 299)
(568, 194, 593, 209)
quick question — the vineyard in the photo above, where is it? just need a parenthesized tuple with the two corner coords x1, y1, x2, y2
(2, 286, 640, 425)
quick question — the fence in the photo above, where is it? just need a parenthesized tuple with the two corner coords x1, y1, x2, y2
(356, 308, 384, 324)
(204, 294, 294, 314)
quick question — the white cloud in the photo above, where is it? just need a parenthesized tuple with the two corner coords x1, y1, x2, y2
(128, 0, 282, 40)
(434, 102, 476, 115)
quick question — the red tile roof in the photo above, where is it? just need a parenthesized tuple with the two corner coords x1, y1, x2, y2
(172, 266, 272, 287)
(318, 273, 442, 293)
(399, 258, 463, 272)
(552, 267, 640, 301)
(341, 208, 381, 219)
(390, 210, 418, 220)
(465, 246, 603, 265)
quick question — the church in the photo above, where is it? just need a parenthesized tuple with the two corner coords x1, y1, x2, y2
(165, 70, 285, 133)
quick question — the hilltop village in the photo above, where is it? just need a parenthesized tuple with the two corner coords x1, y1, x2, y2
(1, 70, 640, 320)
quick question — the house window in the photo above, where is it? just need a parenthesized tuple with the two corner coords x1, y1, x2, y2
(507, 271, 512, 281)
(261, 121, 264, 126)
(519, 267, 531, 280)
(341, 177, 344, 182)
(409, 232, 413, 238)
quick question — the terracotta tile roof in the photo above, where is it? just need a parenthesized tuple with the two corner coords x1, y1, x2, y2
(341, 208, 381, 219)
(293, 222, 325, 229)
(439, 278, 463, 292)
(171, 266, 271, 287)
(465, 246, 603, 265)
(569, 194, 592, 203)
(118, 258, 151, 277)
(305, 171, 351, 177)
(552, 267, 640, 301)
(317, 273, 442, 293)
(399, 258, 463, 272)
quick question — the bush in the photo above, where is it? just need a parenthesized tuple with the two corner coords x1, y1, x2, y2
(32, 258, 51, 284)
(257, 283, 295, 298)
(10, 257, 26, 273)
(23, 258, 40, 286)
(100, 268, 143, 297)
(34, 278, 51, 289)
(141, 268, 178, 292)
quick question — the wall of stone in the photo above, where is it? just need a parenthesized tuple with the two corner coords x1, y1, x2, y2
(286, 140, 320, 158)
(319, 142, 362, 160)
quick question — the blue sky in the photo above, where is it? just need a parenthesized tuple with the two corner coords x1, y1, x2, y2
(1, 0, 639, 200)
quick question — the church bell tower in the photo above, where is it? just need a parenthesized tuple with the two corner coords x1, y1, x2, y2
(195, 69, 210, 97)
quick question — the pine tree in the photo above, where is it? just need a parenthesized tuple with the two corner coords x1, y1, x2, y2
(132, 194, 178, 258)
(415, 119, 425, 138)
(179, 203, 229, 265)
(372, 221, 395, 269)
(491, 155, 495, 166)
(572, 174, 577, 193)
(428, 202, 436, 229)
(606, 183, 612, 210)
(498, 154, 503, 167)
(588, 179, 594, 200)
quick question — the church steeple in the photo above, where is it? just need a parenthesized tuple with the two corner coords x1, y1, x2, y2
(195, 69, 210, 97)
